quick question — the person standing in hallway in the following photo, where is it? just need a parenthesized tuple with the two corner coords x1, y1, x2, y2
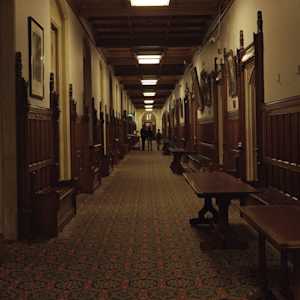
(156, 129, 162, 151)
(147, 127, 154, 151)
(140, 125, 148, 151)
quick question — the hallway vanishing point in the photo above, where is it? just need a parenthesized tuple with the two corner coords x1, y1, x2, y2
(0, 151, 279, 300)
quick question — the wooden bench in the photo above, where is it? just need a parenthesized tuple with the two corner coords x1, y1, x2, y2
(31, 171, 77, 239)
(186, 153, 213, 172)
(245, 187, 299, 207)
(241, 205, 300, 299)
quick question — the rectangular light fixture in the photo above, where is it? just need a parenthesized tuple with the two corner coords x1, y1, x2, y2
(144, 105, 153, 109)
(145, 108, 153, 112)
(141, 79, 158, 85)
(144, 100, 154, 104)
(130, 0, 170, 6)
(143, 92, 156, 97)
(137, 55, 161, 65)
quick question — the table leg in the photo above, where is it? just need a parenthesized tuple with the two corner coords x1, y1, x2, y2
(292, 251, 300, 299)
(170, 153, 184, 175)
(206, 197, 248, 250)
(216, 198, 230, 247)
(258, 233, 268, 293)
(280, 250, 294, 299)
(189, 197, 218, 226)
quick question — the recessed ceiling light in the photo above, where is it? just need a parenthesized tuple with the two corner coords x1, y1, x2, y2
(143, 92, 156, 97)
(145, 108, 153, 111)
(137, 55, 161, 65)
(141, 79, 158, 85)
(144, 105, 153, 109)
(130, 0, 170, 6)
(144, 100, 155, 104)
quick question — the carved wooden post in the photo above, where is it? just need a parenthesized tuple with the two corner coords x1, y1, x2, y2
(255, 10, 265, 185)
(240, 30, 244, 49)
(50, 73, 60, 186)
(16, 52, 31, 239)
(69, 84, 77, 180)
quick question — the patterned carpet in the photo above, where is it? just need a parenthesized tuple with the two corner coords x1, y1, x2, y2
(0, 150, 280, 299)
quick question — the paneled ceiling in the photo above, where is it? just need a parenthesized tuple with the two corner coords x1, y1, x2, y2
(71, 0, 230, 109)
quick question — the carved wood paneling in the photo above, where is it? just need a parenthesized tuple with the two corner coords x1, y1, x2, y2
(196, 120, 217, 161)
(223, 111, 241, 174)
(263, 96, 300, 200)
(27, 108, 54, 192)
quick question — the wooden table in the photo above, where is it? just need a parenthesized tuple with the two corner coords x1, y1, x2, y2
(183, 171, 257, 249)
(241, 205, 300, 300)
(169, 147, 187, 175)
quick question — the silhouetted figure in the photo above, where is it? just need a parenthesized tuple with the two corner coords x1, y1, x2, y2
(140, 125, 148, 151)
(147, 127, 154, 151)
(156, 129, 162, 151)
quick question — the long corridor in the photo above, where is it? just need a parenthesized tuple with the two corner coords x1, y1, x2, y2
(1, 151, 278, 300)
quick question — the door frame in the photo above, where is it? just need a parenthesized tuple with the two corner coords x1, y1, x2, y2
(0, 0, 18, 239)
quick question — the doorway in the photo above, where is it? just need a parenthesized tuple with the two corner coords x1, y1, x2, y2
(142, 112, 157, 133)
(51, 0, 70, 179)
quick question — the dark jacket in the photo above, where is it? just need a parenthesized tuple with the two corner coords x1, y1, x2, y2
(147, 129, 154, 140)
(140, 127, 148, 139)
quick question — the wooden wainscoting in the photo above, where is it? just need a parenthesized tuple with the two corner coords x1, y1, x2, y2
(28, 107, 54, 191)
(223, 111, 242, 175)
(263, 96, 300, 200)
(196, 119, 217, 162)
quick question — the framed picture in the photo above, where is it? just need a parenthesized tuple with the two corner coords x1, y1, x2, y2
(225, 50, 237, 97)
(28, 17, 44, 99)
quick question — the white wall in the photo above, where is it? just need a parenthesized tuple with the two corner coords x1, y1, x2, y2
(15, 0, 51, 108)
(164, 0, 300, 114)
(14, 0, 136, 161)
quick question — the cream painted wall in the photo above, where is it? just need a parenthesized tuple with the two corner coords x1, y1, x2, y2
(15, 0, 135, 159)
(15, 0, 51, 108)
(164, 0, 300, 115)
(194, 0, 300, 103)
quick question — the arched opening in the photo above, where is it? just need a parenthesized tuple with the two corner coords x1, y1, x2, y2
(142, 112, 157, 133)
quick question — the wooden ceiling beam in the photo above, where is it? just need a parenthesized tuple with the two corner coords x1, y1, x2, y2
(107, 55, 192, 66)
(125, 84, 175, 90)
(80, 6, 217, 18)
(118, 75, 181, 82)
(96, 32, 204, 38)
(93, 26, 206, 33)
(114, 64, 185, 76)
(96, 38, 201, 48)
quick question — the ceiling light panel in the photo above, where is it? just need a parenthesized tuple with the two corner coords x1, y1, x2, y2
(137, 55, 161, 65)
(144, 100, 155, 104)
(143, 92, 156, 97)
(145, 108, 153, 111)
(130, 0, 170, 7)
(141, 79, 158, 85)
(144, 105, 153, 109)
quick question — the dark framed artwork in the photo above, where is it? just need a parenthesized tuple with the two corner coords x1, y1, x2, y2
(200, 70, 212, 107)
(28, 17, 44, 99)
(191, 67, 204, 111)
(225, 50, 237, 97)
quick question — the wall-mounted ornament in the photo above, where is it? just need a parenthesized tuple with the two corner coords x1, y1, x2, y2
(200, 70, 212, 108)
(225, 50, 237, 97)
(191, 67, 204, 111)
